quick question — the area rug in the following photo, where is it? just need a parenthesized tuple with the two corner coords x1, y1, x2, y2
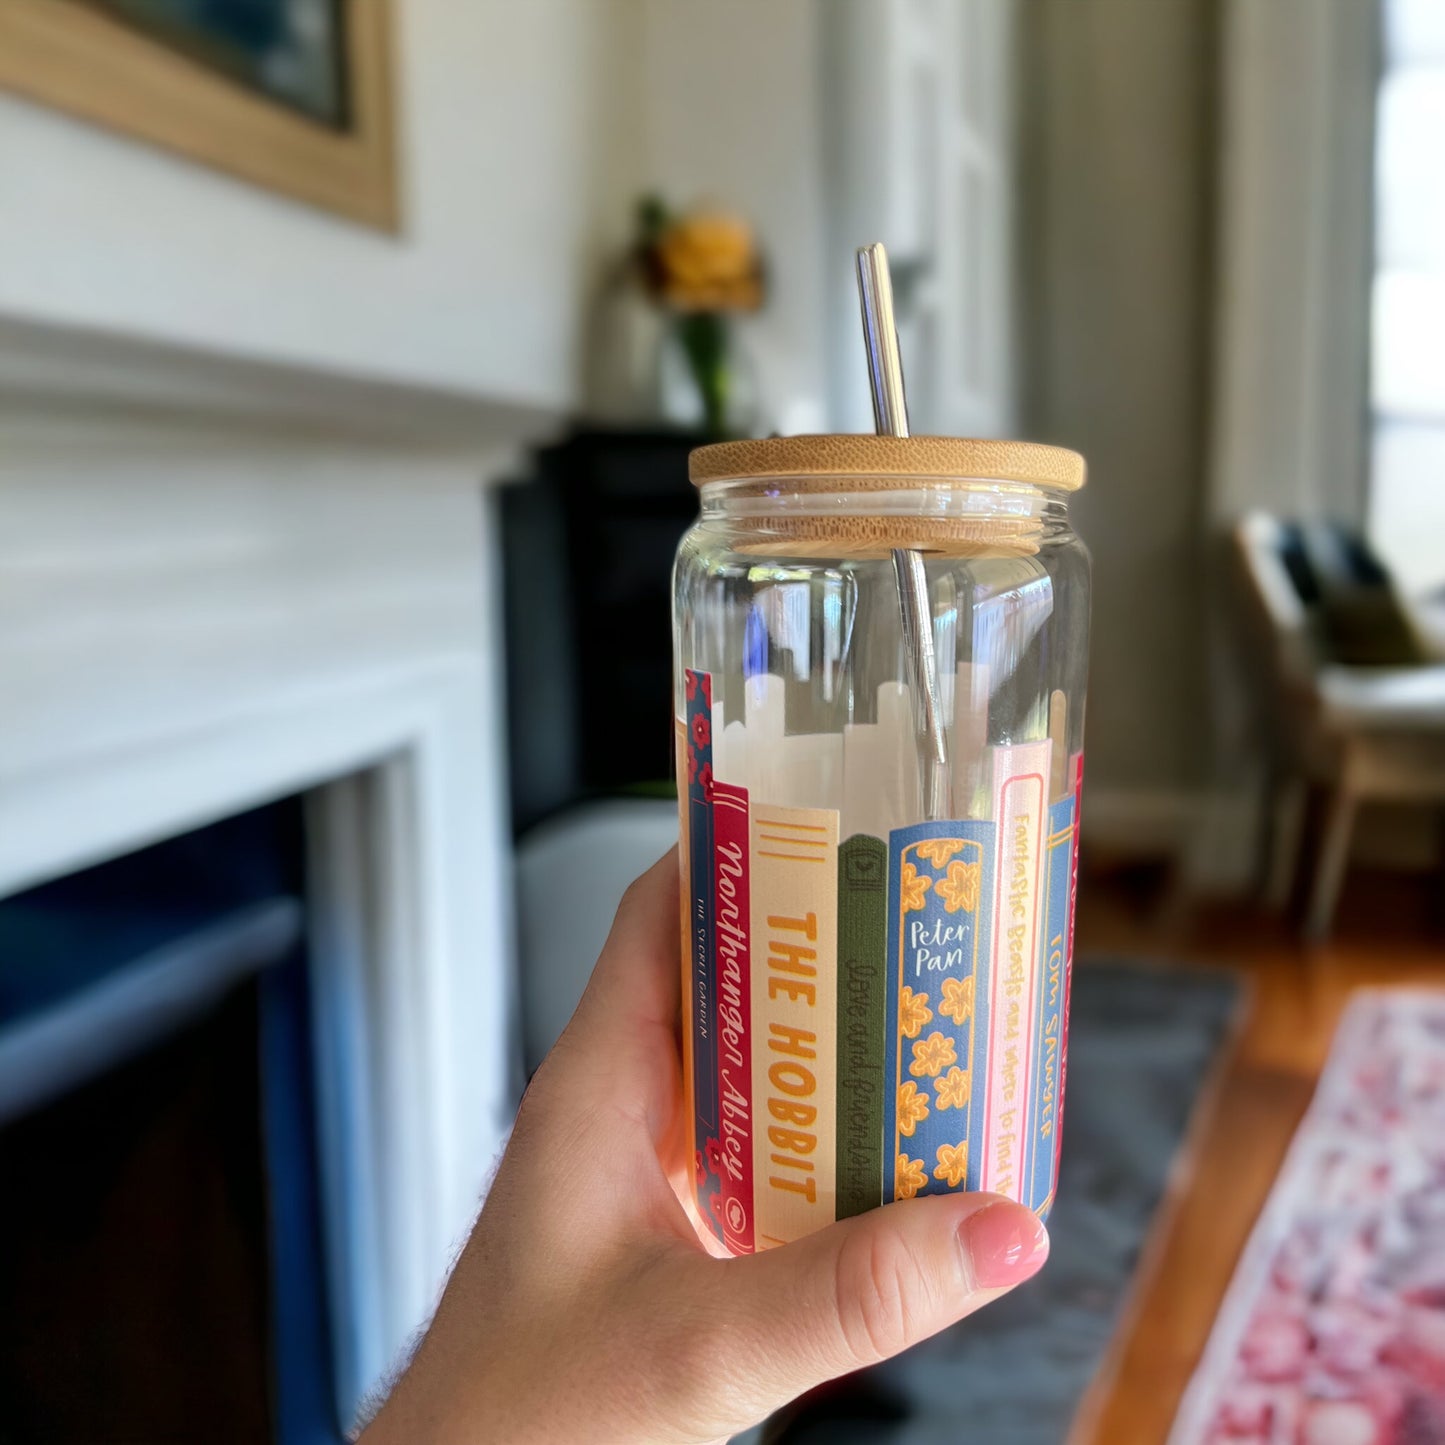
(742, 960, 1244, 1445)
(1169, 989, 1445, 1445)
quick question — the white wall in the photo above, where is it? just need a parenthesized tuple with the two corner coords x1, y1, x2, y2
(0, 0, 621, 410)
(619, 0, 831, 435)
(0, 0, 836, 430)
(615, 0, 1021, 439)
(1019, 0, 1216, 837)
(2, 8, 627, 1403)
(820, 0, 1019, 441)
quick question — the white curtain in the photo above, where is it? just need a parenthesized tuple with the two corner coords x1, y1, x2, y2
(1192, 0, 1380, 895)
(1208, 0, 1379, 527)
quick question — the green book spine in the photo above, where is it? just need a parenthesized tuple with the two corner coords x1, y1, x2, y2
(835, 834, 888, 1218)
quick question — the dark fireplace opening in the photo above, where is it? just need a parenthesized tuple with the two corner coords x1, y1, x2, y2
(0, 801, 337, 1444)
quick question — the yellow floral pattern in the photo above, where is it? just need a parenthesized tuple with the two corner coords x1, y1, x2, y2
(898, 986, 933, 1040)
(914, 838, 965, 869)
(933, 1065, 972, 1111)
(939, 975, 976, 1027)
(936, 858, 982, 913)
(899, 861, 932, 912)
(933, 1140, 970, 1188)
(897, 1081, 930, 1137)
(895, 1152, 928, 1201)
(891, 836, 986, 1201)
(909, 1031, 958, 1079)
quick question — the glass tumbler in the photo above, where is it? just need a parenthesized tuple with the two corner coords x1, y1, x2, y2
(673, 434, 1090, 1254)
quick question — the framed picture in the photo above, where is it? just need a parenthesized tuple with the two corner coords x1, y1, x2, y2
(0, 0, 398, 230)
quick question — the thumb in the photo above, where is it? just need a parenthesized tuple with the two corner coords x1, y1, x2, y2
(709, 1194, 1047, 1418)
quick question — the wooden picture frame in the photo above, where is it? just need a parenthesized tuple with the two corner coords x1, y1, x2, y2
(0, 0, 398, 231)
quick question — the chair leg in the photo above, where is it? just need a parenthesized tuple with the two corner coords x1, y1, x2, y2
(1265, 776, 1307, 912)
(1306, 787, 1356, 941)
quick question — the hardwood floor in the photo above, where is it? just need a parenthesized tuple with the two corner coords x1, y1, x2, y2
(1067, 854, 1445, 1445)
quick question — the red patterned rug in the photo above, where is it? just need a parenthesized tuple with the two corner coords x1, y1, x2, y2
(1170, 990, 1445, 1445)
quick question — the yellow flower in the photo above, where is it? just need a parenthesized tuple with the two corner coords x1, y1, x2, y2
(914, 838, 964, 870)
(936, 859, 982, 913)
(933, 1065, 971, 1111)
(898, 986, 933, 1040)
(655, 212, 763, 313)
(895, 1152, 927, 1201)
(897, 1080, 930, 1137)
(900, 861, 932, 912)
(909, 1031, 957, 1079)
(934, 1139, 970, 1188)
(939, 975, 975, 1026)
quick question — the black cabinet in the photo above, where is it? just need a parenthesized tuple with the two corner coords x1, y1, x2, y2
(500, 428, 705, 835)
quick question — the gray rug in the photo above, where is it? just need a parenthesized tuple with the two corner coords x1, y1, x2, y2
(742, 961, 1244, 1445)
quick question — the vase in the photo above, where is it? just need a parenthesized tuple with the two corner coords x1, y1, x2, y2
(656, 315, 757, 438)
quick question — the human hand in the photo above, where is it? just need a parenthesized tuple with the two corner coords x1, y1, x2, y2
(361, 849, 1049, 1445)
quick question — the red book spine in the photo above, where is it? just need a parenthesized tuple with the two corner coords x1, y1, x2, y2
(711, 780, 755, 1252)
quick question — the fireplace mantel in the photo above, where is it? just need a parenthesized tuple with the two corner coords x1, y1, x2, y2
(0, 317, 550, 1425)
(0, 313, 558, 457)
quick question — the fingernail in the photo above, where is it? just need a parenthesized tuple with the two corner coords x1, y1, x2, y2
(960, 1201, 1050, 1289)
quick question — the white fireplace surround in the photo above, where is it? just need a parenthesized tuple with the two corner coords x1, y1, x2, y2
(0, 317, 548, 1427)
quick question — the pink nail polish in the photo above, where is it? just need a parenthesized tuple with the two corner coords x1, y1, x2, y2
(961, 1202, 1050, 1289)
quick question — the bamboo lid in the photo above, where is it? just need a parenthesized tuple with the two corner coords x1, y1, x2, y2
(688, 434, 1085, 490)
(687, 434, 1085, 557)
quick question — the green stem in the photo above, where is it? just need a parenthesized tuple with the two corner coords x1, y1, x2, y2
(675, 312, 730, 436)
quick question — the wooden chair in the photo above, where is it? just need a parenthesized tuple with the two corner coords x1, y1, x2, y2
(1230, 513, 1445, 938)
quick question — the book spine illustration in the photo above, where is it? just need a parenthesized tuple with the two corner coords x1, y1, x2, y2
(683, 669, 721, 1240)
(684, 665, 1083, 1244)
(835, 834, 888, 1219)
(980, 741, 1051, 1201)
(1054, 752, 1085, 1185)
(882, 820, 997, 1201)
(1022, 788, 1077, 1217)
(749, 802, 839, 1248)
(711, 780, 755, 1252)
(676, 716, 696, 1212)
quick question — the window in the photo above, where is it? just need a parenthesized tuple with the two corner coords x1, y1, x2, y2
(1372, 0, 1445, 594)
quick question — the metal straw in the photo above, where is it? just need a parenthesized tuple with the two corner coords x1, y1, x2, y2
(855, 243, 951, 820)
